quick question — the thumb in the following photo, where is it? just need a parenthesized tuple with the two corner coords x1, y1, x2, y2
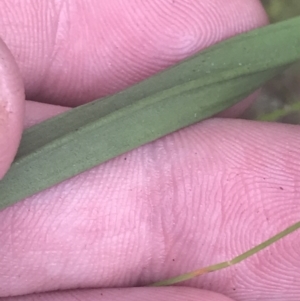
(0, 39, 25, 178)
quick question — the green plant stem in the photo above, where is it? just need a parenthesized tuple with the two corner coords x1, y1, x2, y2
(148, 220, 300, 286)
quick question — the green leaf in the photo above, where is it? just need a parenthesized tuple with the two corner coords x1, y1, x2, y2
(1, 16, 300, 210)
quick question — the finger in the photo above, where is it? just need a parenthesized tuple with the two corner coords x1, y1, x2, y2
(2, 287, 234, 301)
(216, 92, 260, 118)
(0, 0, 267, 106)
(0, 109, 299, 300)
(24, 100, 70, 128)
(0, 38, 25, 178)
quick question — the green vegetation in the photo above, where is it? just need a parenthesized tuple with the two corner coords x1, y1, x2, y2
(245, 1, 300, 123)
(262, 0, 300, 23)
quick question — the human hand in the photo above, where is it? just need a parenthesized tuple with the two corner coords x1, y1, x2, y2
(0, 1, 299, 300)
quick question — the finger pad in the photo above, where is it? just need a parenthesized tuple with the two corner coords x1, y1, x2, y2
(0, 0, 268, 105)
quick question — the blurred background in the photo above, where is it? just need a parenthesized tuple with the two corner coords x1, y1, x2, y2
(242, 0, 300, 124)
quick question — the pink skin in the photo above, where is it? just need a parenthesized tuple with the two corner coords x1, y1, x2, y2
(0, 1, 300, 301)
(0, 39, 24, 178)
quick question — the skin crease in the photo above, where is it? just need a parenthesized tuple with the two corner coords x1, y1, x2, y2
(0, 0, 300, 300)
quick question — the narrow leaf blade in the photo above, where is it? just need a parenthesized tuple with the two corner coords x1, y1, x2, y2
(1, 17, 300, 209)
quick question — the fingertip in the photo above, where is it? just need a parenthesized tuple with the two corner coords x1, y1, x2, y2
(0, 38, 25, 179)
